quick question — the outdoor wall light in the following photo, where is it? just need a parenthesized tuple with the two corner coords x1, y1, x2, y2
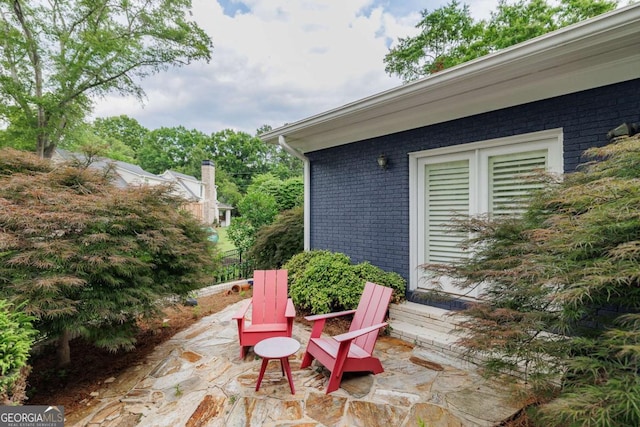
(377, 154, 388, 170)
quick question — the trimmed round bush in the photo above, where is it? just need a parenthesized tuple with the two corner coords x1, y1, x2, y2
(287, 251, 359, 313)
(351, 261, 406, 304)
(285, 250, 406, 314)
(284, 250, 333, 285)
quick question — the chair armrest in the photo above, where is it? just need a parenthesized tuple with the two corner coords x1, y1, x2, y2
(304, 309, 357, 322)
(232, 299, 252, 320)
(333, 322, 388, 343)
(285, 298, 296, 318)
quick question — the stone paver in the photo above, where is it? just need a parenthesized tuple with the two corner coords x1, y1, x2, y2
(68, 301, 524, 427)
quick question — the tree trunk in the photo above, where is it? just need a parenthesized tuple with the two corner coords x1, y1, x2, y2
(56, 330, 71, 367)
(43, 140, 56, 159)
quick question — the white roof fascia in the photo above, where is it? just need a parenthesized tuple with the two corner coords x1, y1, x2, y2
(260, 4, 640, 153)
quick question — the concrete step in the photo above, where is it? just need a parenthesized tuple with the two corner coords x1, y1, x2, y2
(388, 302, 481, 370)
(389, 301, 467, 333)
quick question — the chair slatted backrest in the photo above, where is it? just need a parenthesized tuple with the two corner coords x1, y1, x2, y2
(252, 270, 288, 325)
(350, 282, 393, 354)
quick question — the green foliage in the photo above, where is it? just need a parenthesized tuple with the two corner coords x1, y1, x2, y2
(384, 0, 617, 82)
(229, 173, 304, 254)
(138, 126, 209, 177)
(283, 250, 331, 285)
(0, 300, 35, 404)
(246, 173, 303, 212)
(385, 1, 484, 81)
(285, 250, 406, 314)
(248, 207, 303, 269)
(0, 0, 212, 157)
(68, 122, 301, 209)
(286, 251, 359, 314)
(0, 148, 218, 365)
(351, 262, 407, 304)
(0, 109, 39, 151)
(228, 177, 288, 253)
(226, 217, 255, 254)
(59, 125, 137, 163)
(279, 177, 304, 210)
(91, 115, 149, 154)
(215, 169, 243, 208)
(209, 129, 274, 193)
(425, 134, 640, 426)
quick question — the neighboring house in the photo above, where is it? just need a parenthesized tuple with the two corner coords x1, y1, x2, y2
(260, 5, 640, 308)
(53, 150, 233, 227)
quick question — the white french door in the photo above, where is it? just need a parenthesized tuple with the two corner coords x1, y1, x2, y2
(410, 129, 563, 299)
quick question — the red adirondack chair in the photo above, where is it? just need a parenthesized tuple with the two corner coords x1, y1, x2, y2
(232, 270, 295, 359)
(300, 281, 393, 393)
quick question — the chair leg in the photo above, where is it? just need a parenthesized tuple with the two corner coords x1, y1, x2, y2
(300, 350, 314, 369)
(326, 369, 343, 394)
(325, 340, 350, 394)
(369, 358, 384, 374)
(240, 346, 247, 359)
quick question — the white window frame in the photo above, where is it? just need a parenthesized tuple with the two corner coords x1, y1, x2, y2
(408, 129, 563, 297)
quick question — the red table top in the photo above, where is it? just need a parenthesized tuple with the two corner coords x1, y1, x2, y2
(254, 337, 300, 359)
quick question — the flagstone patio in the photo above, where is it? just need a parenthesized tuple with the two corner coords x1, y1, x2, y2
(69, 300, 524, 427)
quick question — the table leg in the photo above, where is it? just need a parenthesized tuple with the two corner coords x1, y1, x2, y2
(256, 358, 269, 391)
(281, 357, 295, 394)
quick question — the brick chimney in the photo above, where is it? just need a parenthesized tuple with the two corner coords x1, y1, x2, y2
(201, 160, 218, 225)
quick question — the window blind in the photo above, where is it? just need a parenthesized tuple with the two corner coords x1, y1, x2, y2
(489, 150, 547, 216)
(424, 160, 469, 264)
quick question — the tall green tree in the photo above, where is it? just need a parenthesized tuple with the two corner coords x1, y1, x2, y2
(138, 126, 208, 176)
(0, 148, 218, 366)
(247, 173, 303, 212)
(91, 115, 149, 154)
(384, 0, 617, 82)
(60, 123, 137, 163)
(209, 129, 273, 192)
(230, 173, 304, 259)
(255, 123, 303, 180)
(227, 191, 279, 253)
(0, 0, 212, 158)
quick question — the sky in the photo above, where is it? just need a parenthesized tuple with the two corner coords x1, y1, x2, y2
(91, 0, 498, 136)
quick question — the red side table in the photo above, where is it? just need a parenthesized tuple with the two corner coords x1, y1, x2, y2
(254, 336, 300, 394)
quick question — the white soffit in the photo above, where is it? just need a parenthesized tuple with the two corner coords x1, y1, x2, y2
(260, 4, 640, 153)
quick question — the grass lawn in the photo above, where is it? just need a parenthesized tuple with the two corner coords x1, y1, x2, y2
(215, 227, 236, 252)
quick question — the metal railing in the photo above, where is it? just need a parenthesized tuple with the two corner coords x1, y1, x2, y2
(214, 249, 254, 283)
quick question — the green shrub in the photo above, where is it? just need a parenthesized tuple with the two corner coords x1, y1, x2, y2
(287, 251, 359, 313)
(283, 250, 332, 284)
(285, 250, 407, 314)
(351, 262, 406, 304)
(0, 148, 218, 367)
(278, 177, 303, 210)
(0, 300, 35, 404)
(247, 206, 303, 269)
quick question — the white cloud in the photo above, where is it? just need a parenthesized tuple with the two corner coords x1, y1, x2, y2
(91, 0, 497, 134)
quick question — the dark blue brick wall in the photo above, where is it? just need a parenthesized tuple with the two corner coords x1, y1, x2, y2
(306, 79, 640, 283)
